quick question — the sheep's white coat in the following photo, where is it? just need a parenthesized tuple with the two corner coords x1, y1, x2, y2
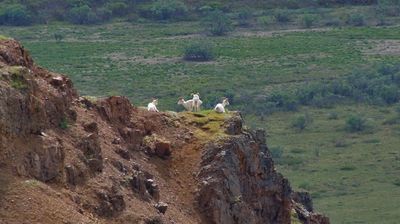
(214, 98, 229, 113)
(147, 99, 159, 112)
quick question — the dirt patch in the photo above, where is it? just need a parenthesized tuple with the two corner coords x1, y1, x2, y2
(363, 40, 400, 56)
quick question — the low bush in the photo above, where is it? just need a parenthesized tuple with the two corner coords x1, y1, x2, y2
(346, 13, 366, 26)
(203, 10, 233, 36)
(291, 113, 313, 130)
(148, 0, 188, 20)
(345, 114, 367, 132)
(274, 9, 291, 23)
(302, 14, 317, 28)
(0, 4, 32, 26)
(183, 42, 214, 61)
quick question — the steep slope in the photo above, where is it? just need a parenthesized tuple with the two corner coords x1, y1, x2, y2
(0, 38, 329, 224)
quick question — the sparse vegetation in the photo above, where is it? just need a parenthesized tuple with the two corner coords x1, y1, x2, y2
(59, 117, 68, 130)
(183, 42, 214, 61)
(346, 115, 367, 132)
(203, 10, 233, 36)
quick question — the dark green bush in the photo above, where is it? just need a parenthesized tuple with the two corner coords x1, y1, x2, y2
(148, 0, 188, 20)
(237, 8, 252, 27)
(302, 14, 317, 28)
(0, 4, 32, 26)
(274, 9, 290, 23)
(346, 13, 366, 26)
(324, 17, 341, 26)
(106, 2, 129, 17)
(345, 114, 367, 132)
(291, 114, 312, 130)
(183, 42, 214, 61)
(67, 5, 92, 24)
(203, 10, 233, 36)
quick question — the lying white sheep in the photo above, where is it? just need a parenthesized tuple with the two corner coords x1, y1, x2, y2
(191, 93, 201, 112)
(214, 98, 229, 113)
(147, 98, 159, 112)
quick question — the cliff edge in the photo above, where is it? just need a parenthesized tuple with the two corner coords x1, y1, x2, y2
(0, 38, 329, 224)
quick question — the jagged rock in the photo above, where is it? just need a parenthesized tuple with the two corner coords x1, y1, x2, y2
(83, 122, 98, 134)
(111, 160, 128, 173)
(293, 202, 330, 224)
(115, 147, 130, 160)
(154, 202, 168, 214)
(78, 134, 103, 173)
(143, 134, 171, 158)
(224, 112, 243, 135)
(22, 136, 65, 182)
(96, 96, 133, 125)
(50, 76, 64, 87)
(65, 164, 86, 185)
(145, 179, 160, 201)
(87, 158, 103, 173)
(112, 137, 121, 144)
(197, 132, 292, 224)
(293, 191, 314, 212)
(95, 189, 125, 217)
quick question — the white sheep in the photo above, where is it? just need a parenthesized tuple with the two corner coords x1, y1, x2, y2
(177, 97, 194, 111)
(214, 98, 229, 113)
(191, 93, 201, 112)
(147, 98, 159, 112)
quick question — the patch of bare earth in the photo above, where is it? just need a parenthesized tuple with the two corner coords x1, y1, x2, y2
(363, 40, 400, 56)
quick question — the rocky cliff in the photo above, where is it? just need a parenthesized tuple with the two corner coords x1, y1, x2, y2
(0, 38, 329, 224)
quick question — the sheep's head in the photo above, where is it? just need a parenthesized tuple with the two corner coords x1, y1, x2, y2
(152, 98, 158, 105)
(223, 98, 230, 106)
(192, 93, 200, 100)
(177, 97, 184, 105)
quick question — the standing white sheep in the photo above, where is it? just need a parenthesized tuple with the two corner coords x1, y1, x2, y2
(177, 97, 194, 111)
(191, 93, 202, 112)
(214, 98, 229, 113)
(147, 98, 159, 112)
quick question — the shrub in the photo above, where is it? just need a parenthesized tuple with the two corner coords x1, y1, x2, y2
(302, 14, 317, 28)
(237, 8, 252, 27)
(54, 32, 64, 42)
(346, 14, 365, 26)
(257, 16, 273, 26)
(149, 0, 188, 20)
(96, 7, 112, 21)
(183, 42, 214, 61)
(324, 17, 341, 26)
(67, 5, 92, 24)
(291, 114, 312, 130)
(0, 4, 32, 26)
(345, 114, 367, 132)
(327, 111, 339, 120)
(59, 118, 69, 130)
(274, 9, 290, 23)
(203, 10, 233, 36)
(106, 2, 129, 17)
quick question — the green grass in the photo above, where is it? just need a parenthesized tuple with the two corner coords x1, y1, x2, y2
(246, 104, 400, 224)
(2, 21, 400, 223)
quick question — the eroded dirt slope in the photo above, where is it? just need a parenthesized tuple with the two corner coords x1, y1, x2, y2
(0, 38, 328, 224)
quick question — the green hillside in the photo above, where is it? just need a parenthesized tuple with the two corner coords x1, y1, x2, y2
(2, 2, 400, 223)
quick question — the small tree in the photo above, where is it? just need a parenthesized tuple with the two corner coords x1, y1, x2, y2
(183, 42, 214, 61)
(149, 0, 188, 20)
(67, 5, 91, 24)
(0, 4, 32, 26)
(274, 9, 290, 23)
(346, 115, 367, 132)
(203, 10, 233, 36)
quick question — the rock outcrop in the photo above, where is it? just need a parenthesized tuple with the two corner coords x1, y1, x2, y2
(0, 38, 329, 224)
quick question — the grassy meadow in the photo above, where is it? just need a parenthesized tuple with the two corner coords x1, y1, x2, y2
(2, 17, 400, 223)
